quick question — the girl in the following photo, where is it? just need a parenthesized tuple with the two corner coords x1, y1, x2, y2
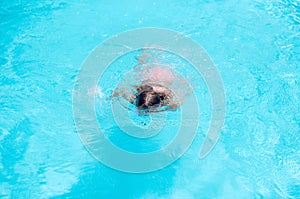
(112, 49, 192, 113)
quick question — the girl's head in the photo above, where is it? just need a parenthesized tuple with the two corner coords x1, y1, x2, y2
(136, 90, 161, 109)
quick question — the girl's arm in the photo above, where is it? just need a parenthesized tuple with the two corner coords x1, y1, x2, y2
(112, 87, 135, 104)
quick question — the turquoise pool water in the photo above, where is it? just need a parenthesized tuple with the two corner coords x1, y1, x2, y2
(1, 0, 299, 198)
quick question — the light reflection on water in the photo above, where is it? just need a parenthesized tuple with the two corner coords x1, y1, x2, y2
(0, 0, 299, 198)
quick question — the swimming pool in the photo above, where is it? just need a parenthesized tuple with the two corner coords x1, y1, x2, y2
(1, 0, 299, 198)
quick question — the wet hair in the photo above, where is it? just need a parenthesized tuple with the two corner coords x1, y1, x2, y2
(136, 90, 161, 109)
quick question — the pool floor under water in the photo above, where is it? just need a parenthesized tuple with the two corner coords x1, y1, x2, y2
(0, 0, 299, 198)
